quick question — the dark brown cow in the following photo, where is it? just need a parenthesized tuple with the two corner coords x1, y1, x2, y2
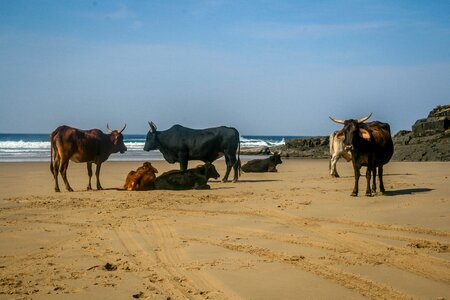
(154, 163, 220, 190)
(50, 124, 127, 192)
(124, 162, 158, 191)
(241, 153, 283, 173)
(329, 113, 394, 196)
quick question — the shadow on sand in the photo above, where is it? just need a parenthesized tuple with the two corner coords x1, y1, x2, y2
(384, 188, 433, 196)
(232, 179, 281, 183)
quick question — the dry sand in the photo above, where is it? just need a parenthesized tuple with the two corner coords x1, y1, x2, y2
(0, 159, 449, 299)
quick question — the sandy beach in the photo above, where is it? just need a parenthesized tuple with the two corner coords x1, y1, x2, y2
(0, 159, 449, 299)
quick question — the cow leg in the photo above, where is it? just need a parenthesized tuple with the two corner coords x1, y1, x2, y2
(351, 165, 360, 196)
(179, 152, 188, 171)
(330, 155, 340, 177)
(95, 163, 103, 190)
(232, 157, 240, 182)
(194, 182, 211, 190)
(53, 154, 61, 192)
(60, 159, 74, 192)
(180, 160, 188, 171)
(372, 167, 377, 194)
(86, 162, 93, 191)
(379, 166, 386, 194)
(365, 166, 373, 197)
(222, 155, 235, 182)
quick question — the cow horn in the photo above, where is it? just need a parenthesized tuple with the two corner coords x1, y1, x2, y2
(119, 124, 126, 133)
(149, 121, 157, 133)
(106, 123, 113, 133)
(329, 116, 345, 124)
(357, 112, 372, 124)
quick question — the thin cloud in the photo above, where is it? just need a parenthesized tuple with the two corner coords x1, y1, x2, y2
(103, 4, 136, 20)
(81, 4, 143, 30)
(233, 21, 393, 39)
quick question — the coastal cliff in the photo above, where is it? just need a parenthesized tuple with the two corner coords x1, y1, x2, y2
(240, 104, 450, 161)
(392, 104, 450, 161)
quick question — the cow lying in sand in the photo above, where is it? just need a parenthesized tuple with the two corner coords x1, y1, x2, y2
(154, 163, 220, 190)
(242, 153, 283, 173)
(124, 162, 158, 191)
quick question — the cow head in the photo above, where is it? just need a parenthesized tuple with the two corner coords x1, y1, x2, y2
(200, 163, 220, 180)
(107, 124, 127, 154)
(271, 152, 283, 165)
(144, 121, 158, 151)
(329, 113, 372, 150)
(142, 161, 158, 174)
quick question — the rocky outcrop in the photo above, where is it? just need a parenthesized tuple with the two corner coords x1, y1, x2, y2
(269, 136, 330, 159)
(392, 104, 450, 161)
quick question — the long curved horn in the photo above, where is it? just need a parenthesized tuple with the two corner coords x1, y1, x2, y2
(329, 116, 345, 124)
(106, 123, 113, 133)
(119, 124, 126, 133)
(148, 121, 157, 133)
(357, 112, 372, 124)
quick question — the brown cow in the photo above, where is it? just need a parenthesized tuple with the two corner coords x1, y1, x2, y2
(50, 124, 127, 192)
(329, 113, 394, 196)
(124, 162, 158, 191)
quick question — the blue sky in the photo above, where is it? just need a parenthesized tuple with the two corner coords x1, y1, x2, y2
(1, 0, 449, 135)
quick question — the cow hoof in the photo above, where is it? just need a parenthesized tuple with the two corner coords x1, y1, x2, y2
(55, 188, 60, 193)
(350, 192, 358, 197)
(365, 193, 373, 197)
(221, 179, 228, 183)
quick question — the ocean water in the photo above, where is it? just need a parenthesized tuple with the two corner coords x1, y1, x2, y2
(0, 133, 300, 162)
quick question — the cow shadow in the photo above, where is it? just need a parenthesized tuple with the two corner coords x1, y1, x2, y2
(209, 179, 280, 184)
(384, 188, 433, 196)
(384, 173, 415, 176)
(332, 173, 415, 179)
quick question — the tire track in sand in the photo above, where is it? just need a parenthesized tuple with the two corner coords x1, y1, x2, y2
(113, 219, 233, 299)
(184, 236, 411, 300)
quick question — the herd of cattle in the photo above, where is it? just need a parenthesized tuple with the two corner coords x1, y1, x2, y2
(50, 113, 393, 196)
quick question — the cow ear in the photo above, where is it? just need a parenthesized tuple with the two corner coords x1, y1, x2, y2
(336, 131, 345, 139)
(359, 129, 371, 141)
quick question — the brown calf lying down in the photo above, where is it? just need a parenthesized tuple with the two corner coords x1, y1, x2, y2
(124, 162, 158, 191)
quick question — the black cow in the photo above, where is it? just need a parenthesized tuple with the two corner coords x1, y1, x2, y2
(329, 113, 394, 196)
(143, 122, 240, 182)
(50, 124, 127, 192)
(154, 163, 220, 190)
(242, 153, 283, 173)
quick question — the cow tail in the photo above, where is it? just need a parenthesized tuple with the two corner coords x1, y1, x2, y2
(49, 131, 55, 175)
(237, 137, 242, 177)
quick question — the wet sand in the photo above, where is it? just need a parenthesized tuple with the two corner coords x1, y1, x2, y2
(0, 159, 449, 299)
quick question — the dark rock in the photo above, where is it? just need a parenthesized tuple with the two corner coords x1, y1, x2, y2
(271, 136, 329, 159)
(393, 104, 450, 161)
(103, 262, 117, 271)
(240, 146, 270, 155)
